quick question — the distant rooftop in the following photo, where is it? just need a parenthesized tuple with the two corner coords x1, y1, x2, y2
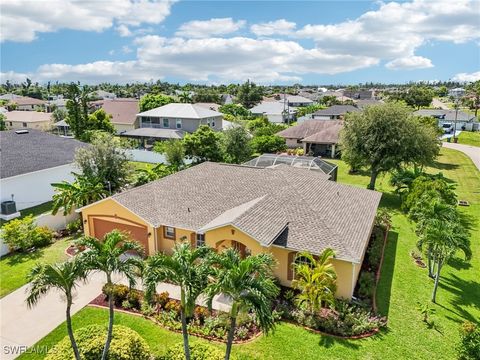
(137, 103, 222, 119)
(313, 105, 360, 116)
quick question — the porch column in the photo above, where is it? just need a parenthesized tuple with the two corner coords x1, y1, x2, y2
(331, 144, 336, 158)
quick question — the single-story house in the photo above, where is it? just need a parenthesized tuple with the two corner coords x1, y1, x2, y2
(7, 96, 46, 111)
(47, 97, 68, 112)
(414, 109, 478, 131)
(277, 120, 344, 158)
(354, 99, 384, 109)
(0, 129, 87, 215)
(250, 101, 296, 123)
(100, 98, 140, 134)
(89, 90, 117, 100)
(4, 111, 54, 131)
(342, 89, 375, 100)
(79, 161, 381, 299)
(283, 95, 314, 107)
(312, 105, 360, 120)
(318, 91, 354, 103)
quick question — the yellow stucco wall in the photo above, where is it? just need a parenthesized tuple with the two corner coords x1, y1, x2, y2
(81, 200, 359, 299)
(80, 198, 156, 254)
(7, 120, 53, 131)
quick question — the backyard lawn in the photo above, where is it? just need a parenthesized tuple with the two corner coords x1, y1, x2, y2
(457, 131, 480, 147)
(17, 148, 480, 359)
(0, 237, 71, 298)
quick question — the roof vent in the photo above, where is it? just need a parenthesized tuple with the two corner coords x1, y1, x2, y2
(15, 129, 29, 134)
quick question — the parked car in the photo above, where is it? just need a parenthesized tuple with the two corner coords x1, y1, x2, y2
(442, 123, 453, 134)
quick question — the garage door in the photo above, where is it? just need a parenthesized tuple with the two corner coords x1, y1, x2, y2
(92, 217, 149, 253)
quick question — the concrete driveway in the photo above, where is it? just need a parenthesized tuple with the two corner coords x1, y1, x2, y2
(1, 271, 230, 359)
(443, 141, 480, 171)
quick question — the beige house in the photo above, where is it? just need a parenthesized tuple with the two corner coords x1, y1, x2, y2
(4, 111, 53, 131)
(100, 98, 140, 133)
(9, 96, 46, 111)
(79, 162, 381, 299)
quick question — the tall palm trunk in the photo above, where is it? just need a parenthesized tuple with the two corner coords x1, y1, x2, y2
(225, 302, 239, 360)
(427, 248, 434, 278)
(102, 273, 114, 360)
(180, 288, 191, 360)
(431, 260, 443, 303)
(66, 296, 81, 360)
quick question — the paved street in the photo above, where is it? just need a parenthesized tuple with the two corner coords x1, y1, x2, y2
(443, 141, 480, 171)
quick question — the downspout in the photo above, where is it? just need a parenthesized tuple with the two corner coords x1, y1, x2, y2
(153, 227, 158, 253)
(351, 262, 357, 298)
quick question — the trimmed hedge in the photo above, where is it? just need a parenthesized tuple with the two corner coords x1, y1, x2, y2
(45, 325, 151, 360)
(162, 342, 229, 360)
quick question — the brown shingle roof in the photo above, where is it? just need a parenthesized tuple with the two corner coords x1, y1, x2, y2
(101, 99, 139, 125)
(277, 120, 343, 144)
(97, 162, 381, 262)
(9, 96, 45, 106)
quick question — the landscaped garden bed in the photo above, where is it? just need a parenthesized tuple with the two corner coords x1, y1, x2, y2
(89, 284, 262, 343)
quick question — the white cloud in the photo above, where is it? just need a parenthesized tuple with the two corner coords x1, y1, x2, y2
(452, 71, 480, 82)
(116, 25, 132, 37)
(122, 46, 133, 54)
(296, 0, 480, 69)
(1, 36, 377, 84)
(0, 0, 175, 42)
(250, 19, 296, 36)
(385, 56, 433, 70)
(175, 18, 245, 38)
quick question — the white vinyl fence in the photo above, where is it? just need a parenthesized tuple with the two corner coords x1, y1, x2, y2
(0, 211, 78, 257)
(123, 149, 167, 164)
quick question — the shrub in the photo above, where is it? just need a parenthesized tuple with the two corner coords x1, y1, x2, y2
(162, 342, 226, 360)
(194, 306, 209, 324)
(156, 291, 170, 308)
(45, 325, 151, 360)
(141, 302, 156, 317)
(31, 226, 53, 248)
(358, 271, 376, 299)
(127, 289, 142, 310)
(2, 215, 37, 251)
(102, 284, 130, 306)
(457, 321, 480, 360)
(164, 300, 181, 315)
(66, 219, 82, 234)
(366, 227, 385, 270)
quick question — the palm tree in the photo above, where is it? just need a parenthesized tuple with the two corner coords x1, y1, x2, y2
(418, 219, 471, 303)
(77, 230, 144, 360)
(26, 259, 88, 360)
(133, 163, 174, 186)
(51, 175, 107, 215)
(144, 243, 211, 360)
(179, 91, 192, 103)
(206, 248, 279, 360)
(291, 249, 337, 312)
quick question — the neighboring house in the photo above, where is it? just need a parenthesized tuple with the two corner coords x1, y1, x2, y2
(250, 101, 296, 123)
(354, 99, 384, 109)
(7, 96, 46, 111)
(220, 94, 234, 105)
(318, 90, 354, 103)
(0, 129, 87, 214)
(79, 161, 381, 299)
(342, 89, 375, 100)
(414, 109, 478, 131)
(284, 95, 314, 107)
(89, 90, 117, 100)
(277, 120, 344, 158)
(4, 111, 54, 131)
(47, 97, 68, 112)
(101, 98, 140, 133)
(312, 105, 360, 120)
(128, 103, 223, 142)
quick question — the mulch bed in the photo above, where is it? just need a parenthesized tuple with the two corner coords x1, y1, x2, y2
(89, 293, 143, 315)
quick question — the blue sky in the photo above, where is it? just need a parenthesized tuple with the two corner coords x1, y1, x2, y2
(1, 0, 479, 85)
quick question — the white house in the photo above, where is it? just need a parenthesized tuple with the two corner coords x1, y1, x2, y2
(250, 101, 296, 123)
(0, 129, 87, 216)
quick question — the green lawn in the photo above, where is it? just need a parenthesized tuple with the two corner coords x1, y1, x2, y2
(17, 148, 480, 359)
(130, 161, 155, 170)
(0, 238, 72, 298)
(457, 131, 480, 147)
(0, 201, 53, 228)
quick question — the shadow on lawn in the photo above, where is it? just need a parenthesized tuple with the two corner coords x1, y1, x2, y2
(318, 335, 360, 350)
(432, 158, 459, 171)
(438, 273, 480, 324)
(379, 192, 402, 211)
(375, 231, 398, 317)
(2, 248, 46, 266)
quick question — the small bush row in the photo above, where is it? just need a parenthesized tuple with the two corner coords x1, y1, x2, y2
(2, 215, 53, 252)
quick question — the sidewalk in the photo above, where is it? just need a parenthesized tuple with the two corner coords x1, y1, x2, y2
(442, 142, 480, 171)
(1, 272, 230, 359)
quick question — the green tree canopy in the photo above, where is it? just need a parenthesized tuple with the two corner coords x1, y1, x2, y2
(236, 80, 263, 108)
(0, 113, 6, 131)
(222, 125, 252, 163)
(340, 102, 440, 189)
(218, 104, 251, 118)
(65, 83, 90, 139)
(251, 134, 287, 154)
(192, 89, 221, 103)
(183, 125, 224, 162)
(87, 109, 115, 134)
(139, 93, 174, 112)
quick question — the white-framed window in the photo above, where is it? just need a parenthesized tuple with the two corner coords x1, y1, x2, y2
(211, 119, 216, 127)
(163, 118, 170, 128)
(176, 119, 182, 129)
(164, 226, 175, 239)
(196, 233, 205, 247)
(206, 119, 211, 126)
(293, 255, 313, 278)
(22, 122, 27, 127)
